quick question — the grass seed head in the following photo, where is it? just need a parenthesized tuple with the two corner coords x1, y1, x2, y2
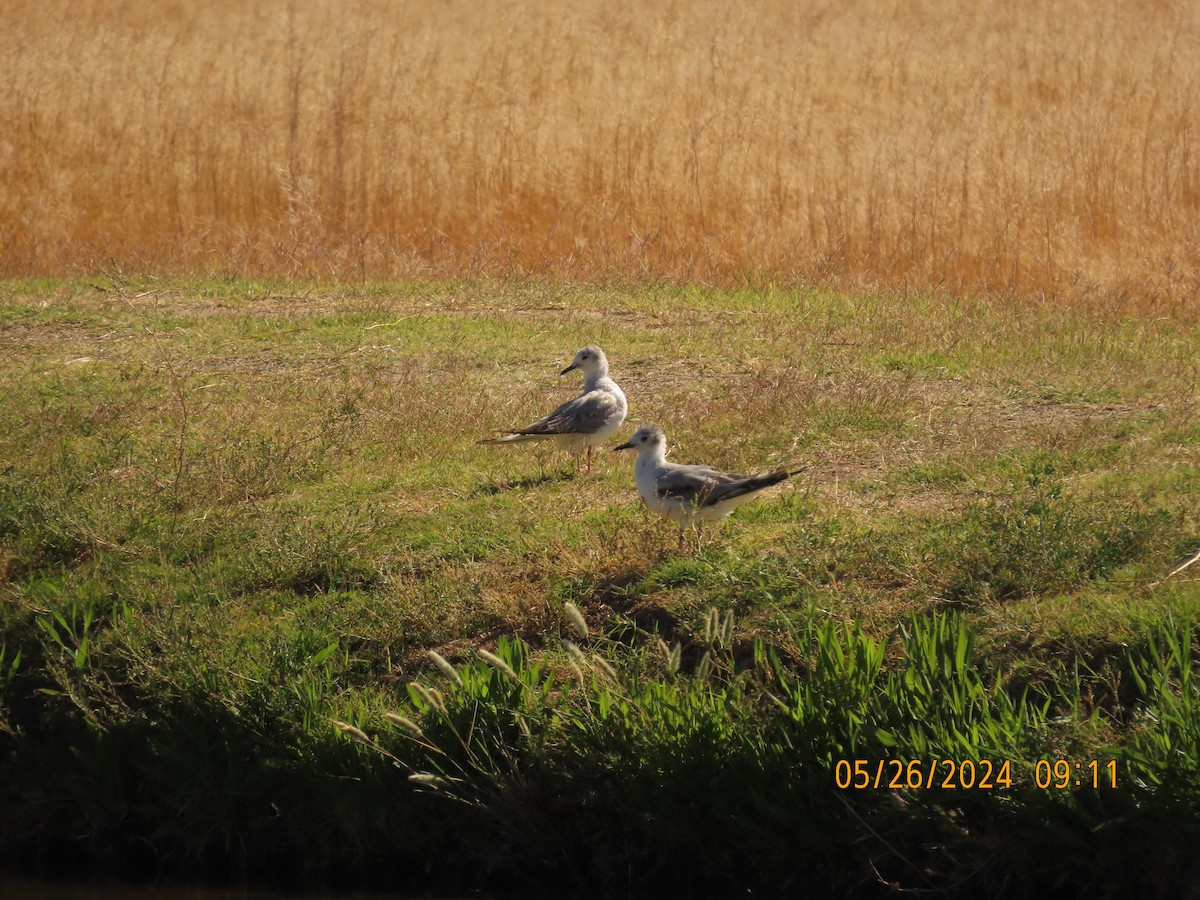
(428, 650, 463, 687)
(592, 654, 617, 681)
(562, 639, 587, 664)
(408, 682, 446, 715)
(335, 721, 372, 745)
(477, 648, 519, 682)
(408, 772, 450, 791)
(563, 602, 589, 641)
(384, 712, 424, 738)
(569, 660, 586, 687)
(706, 607, 720, 645)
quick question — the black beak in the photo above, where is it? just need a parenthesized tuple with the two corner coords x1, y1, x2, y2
(560, 362, 579, 375)
(613, 440, 634, 452)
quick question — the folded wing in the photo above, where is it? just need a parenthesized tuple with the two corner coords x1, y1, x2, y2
(509, 389, 622, 436)
(656, 464, 793, 508)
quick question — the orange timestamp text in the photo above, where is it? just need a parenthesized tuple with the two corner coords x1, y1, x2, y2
(833, 758, 1118, 790)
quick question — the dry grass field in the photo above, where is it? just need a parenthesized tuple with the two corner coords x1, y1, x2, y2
(3, 0, 1199, 308)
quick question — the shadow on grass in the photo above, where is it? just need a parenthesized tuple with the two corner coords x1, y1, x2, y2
(573, 564, 687, 648)
(469, 468, 579, 496)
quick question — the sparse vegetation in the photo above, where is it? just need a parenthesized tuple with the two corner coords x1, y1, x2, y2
(0, 279, 1198, 896)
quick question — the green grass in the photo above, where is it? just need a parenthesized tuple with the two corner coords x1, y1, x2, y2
(1, 277, 1199, 895)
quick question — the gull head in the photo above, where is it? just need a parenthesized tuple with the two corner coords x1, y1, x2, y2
(614, 424, 667, 456)
(560, 345, 608, 377)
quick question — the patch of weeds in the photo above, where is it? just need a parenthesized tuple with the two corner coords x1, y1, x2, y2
(0, 475, 97, 576)
(875, 348, 967, 377)
(27, 576, 129, 674)
(384, 567, 525, 647)
(892, 458, 972, 490)
(1124, 619, 1200, 807)
(935, 475, 1172, 606)
(641, 555, 714, 590)
(550, 574, 595, 605)
(343, 611, 1200, 896)
(729, 490, 811, 528)
(235, 514, 384, 598)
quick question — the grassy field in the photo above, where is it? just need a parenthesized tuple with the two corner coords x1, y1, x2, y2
(4, 0, 1200, 309)
(6, 2, 1200, 893)
(1, 277, 1198, 896)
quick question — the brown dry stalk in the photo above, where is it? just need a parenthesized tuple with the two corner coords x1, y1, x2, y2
(3, 0, 1200, 309)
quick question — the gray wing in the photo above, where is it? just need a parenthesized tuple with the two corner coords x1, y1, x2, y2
(656, 464, 790, 507)
(511, 389, 622, 436)
(654, 464, 730, 505)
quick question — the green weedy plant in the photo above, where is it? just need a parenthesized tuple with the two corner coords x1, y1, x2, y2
(1124, 619, 1200, 806)
(0, 461, 96, 574)
(341, 613, 768, 889)
(760, 618, 886, 760)
(326, 608, 1196, 895)
(360, 637, 557, 813)
(29, 577, 129, 679)
(1020, 620, 1200, 898)
(874, 614, 1050, 761)
(757, 614, 1059, 893)
(35, 591, 97, 673)
(291, 638, 341, 734)
(346, 611, 1077, 892)
(337, 635, 600, 881)
(939, 474, 1170, 605)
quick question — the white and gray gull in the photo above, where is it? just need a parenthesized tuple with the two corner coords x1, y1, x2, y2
(614, 424, 804, 547)
(479, 346, 628, 473)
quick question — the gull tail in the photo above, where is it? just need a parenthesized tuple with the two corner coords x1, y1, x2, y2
(745, 461, 809, 493)
(478, 431, 546, 445)
(704, 463, 808, 507)
(728, 470, 792, 500)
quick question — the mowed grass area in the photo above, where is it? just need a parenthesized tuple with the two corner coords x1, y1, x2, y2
(4, 278, 1197, 659)
(1, 278, 1199, 895)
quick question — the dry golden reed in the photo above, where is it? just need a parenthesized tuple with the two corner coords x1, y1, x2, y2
(3, 0, 1199, 308)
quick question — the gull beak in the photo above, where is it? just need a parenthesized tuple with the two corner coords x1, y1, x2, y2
(560, 362, 579, 375)
(613, 439, 634, 452)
